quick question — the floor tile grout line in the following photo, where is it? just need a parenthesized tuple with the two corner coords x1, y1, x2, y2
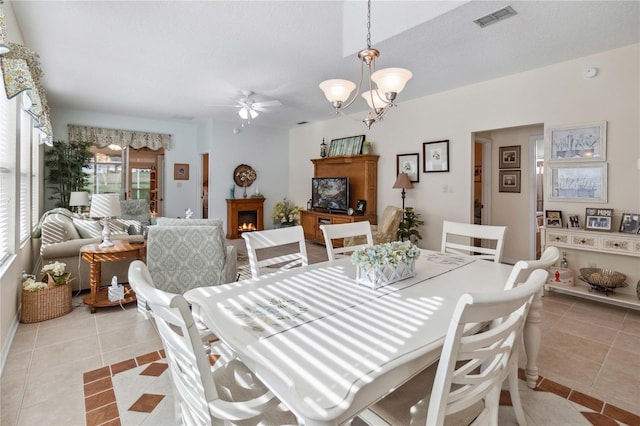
(14, 323, 40, 426)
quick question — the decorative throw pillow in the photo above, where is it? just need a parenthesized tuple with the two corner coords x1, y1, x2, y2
(73, 218, 103, 239)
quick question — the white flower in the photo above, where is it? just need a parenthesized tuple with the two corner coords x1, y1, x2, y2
(22, 277, 47, 292)
(351, 241, 420, 268)
(41, 261, 66, 277)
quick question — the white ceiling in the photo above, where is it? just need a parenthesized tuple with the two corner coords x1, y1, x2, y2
(9, 0, 640, 129)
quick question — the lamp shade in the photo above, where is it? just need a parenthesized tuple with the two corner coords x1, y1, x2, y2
(393, 173, 413, 190)
(89, 193, 121, 218)
(361, 90, 389, 110)
(319, 79, 356, 103)
(69, 191, 90, 207)
(371, 68, 413, 95)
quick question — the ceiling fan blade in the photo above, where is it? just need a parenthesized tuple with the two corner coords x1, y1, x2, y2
(252, 100, 282, 108)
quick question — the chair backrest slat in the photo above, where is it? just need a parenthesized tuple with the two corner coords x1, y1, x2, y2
(242, 226, 308, 278)
(441, 220, 507, 263)
(320, 221, 374, 261)
(504, 246, 560, 289)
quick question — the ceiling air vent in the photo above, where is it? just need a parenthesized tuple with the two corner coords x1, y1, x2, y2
(297, 121, 309, 125)
(473, 6, 517, 28)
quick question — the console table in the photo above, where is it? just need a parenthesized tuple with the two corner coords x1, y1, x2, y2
(540, 227, 640, 309)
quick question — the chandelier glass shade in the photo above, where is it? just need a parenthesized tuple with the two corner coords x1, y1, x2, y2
(319, 0, 412, 128)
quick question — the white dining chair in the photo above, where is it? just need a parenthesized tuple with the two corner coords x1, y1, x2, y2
(128, 260, 297, 426)
(242, 225, 308, 278)
(359, 269, 548, 426)
(498, 245, 559, 426)
(441, 220, 507, 263)
(320, 221, 374, 261)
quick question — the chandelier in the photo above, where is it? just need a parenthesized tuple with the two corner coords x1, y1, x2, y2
(319, 0, 412, 129)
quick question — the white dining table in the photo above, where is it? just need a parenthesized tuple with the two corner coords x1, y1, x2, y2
(185, 250, 542, 425)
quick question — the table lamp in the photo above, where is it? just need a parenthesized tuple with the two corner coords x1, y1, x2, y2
(69, 191, 90, 214)
(392, 172, 413, 211)
(89, 193, 122, 248)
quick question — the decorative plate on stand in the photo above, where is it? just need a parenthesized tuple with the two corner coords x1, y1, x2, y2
(233, 164, 257, 187)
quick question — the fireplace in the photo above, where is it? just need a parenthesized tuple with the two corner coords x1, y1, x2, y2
(226, 198, 265, 239)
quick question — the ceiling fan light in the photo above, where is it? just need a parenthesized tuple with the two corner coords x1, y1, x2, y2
(361, 90, 388, 110)
(319, 79, 356, 103)
(238, 107, 249, 120)
(371, 68, 413, 96)
(249, 109, 258, 119)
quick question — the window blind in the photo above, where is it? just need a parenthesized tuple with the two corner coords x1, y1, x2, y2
(19, 105, 31, 243)
(0, 77, 16, 264)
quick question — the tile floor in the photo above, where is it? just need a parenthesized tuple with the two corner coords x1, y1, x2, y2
(2, 239, 639, 425)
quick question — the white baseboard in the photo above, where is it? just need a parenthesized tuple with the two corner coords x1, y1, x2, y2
(0, 308, 20, 376)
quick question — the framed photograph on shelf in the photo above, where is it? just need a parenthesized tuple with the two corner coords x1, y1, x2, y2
(355, 199, 367, 215)
(174, 163, 189, 180)
(585, 208, 613, 231)
(499, 170, 521, 193)
(548, 163, 607, 203)
(423, 140, 449, 172)
(499, 145, 521, 169)
(568, 215, 581, 229)
(396, 153, 419, 183)
(328, 135, 365, 157)
(619, 213, 640, 234)
(545, 210, 562, 228)
(546, 121, 607, 162)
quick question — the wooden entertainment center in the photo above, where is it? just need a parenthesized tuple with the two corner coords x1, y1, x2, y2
(300, 155, 378, 244)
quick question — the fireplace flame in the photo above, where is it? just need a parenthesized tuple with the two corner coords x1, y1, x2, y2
(238, 222, 256, 232)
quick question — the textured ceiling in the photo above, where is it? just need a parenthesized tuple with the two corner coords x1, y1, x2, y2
(9, 1, 640, 129)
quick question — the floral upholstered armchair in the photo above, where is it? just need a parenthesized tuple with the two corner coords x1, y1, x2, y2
(344, 205, 404, 247)
(146, 219, 237, 295)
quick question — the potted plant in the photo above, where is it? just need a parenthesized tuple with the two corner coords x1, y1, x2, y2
(397, 207, 424, 243)
(271, 198, 302, 227)
(44, 140, 93, 208)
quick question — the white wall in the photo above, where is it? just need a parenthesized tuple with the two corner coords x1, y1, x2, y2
(289, 44, 640, 257)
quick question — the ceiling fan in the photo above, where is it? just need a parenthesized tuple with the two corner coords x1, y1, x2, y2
(211, 90, 282, 123)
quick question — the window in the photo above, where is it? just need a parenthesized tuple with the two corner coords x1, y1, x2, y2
(86, 145, 123, 196)
(19, 103, 32, 243)
(31, 129, 41, 228)
(0, 78, 17, 264)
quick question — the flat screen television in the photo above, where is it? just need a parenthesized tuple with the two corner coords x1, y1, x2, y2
(311, 177, 349, 212)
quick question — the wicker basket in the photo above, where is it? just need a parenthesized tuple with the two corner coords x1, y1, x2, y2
(21, 283, 72, 323)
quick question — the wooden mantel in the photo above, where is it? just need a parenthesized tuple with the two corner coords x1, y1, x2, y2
(226, 198, 265, 239)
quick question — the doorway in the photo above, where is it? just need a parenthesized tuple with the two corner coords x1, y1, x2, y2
(530, 134, 544, 259)
(201, 153, 209, 219)
(473, 136, 492, 226)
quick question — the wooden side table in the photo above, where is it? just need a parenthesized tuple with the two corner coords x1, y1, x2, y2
(80, 240, 145, 313)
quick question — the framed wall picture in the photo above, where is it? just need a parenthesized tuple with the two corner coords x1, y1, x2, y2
(423, 140, 449, 172)
(396, 153, 419, 183)
(547, 163, 607, 203)
(619, 213, 640, 234)
(499, 145, 521, 169)
(545, 210, 562, 228)
(585, 207, 613, 231)
(174, 163, 189, 180)
(546, 121, 607, 162)
(568, 214, 581, 229)
(356, 199, 366, 215)
(499, 170, 521, 193)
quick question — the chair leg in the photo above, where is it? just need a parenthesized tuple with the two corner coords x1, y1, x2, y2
(508, 362, 527, 426)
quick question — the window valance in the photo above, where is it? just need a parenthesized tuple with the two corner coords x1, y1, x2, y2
(0, 42, 52, 139)
(68, 124, 172, 151)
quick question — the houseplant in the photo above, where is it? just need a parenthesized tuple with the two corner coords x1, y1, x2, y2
(351, 241, 421, 289)
(271, 198, 302, 227)
(397, 207, 424, 242)
(44, 140, 93, 208)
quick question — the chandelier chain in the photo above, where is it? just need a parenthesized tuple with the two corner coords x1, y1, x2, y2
(366, 0, 372, 49)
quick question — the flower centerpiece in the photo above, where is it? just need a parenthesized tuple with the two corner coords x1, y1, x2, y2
(21, 261, 73, 323)
(271, 198, 302, 227)
(351, 241, 421, 289)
